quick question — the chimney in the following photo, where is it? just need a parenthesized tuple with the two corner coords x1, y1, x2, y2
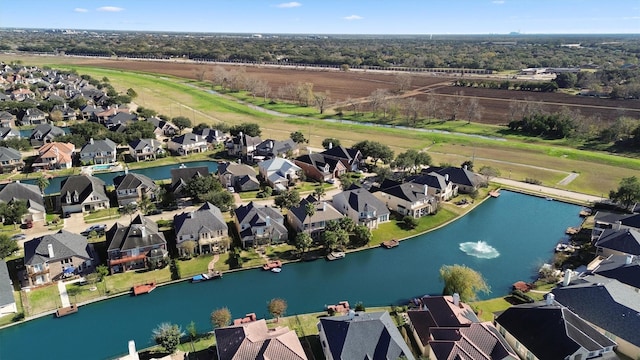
(423, 184, 428, 195)
(265, 216, 271, 226)
(348, 309, 355, 320)
(463, 165, 468, 170)
(127, 340, 139, 360)
(322, 202, 326, 211)
(329, 142, 333, 149)
(452, 293, 460, 307)
(545, 293, 555, 305)
(89, 137, 94, 145)
(47, 243, 54, 258)
(626, 255, 634, 265)
(563, 269, 572, 286)
(239, 131, 243, 138)
(445, 174, 449, 181)
(124, 167, 129, 175)
(615, 221, 622, 230)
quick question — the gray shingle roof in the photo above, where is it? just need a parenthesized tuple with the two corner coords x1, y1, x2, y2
(332, 187, 390, 217)
(106, 214, 166, 252)
(552, 274, 640, 347)
(113, 172, 157, 192)
(595, 228, 640, 255)
(375, 182, 434, 204)
(288, 195, 343, 225)
(174, 202, 227, 240)
(0, 260, 14, 308)
(235, 202, 287, 239)
(81, 138, 117, 153)
(320, 311, 415, 360)
(60, 174, 108, 205)
(592, 254, 640, 288)
(0, 181, 44, 208)
(24, 230, 91, 265)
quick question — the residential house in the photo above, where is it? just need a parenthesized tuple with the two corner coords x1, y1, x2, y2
(11, 88, 35, 102)
(288, 195, 343, 239)
(495, 294, 617, 360)
(217, 162, 259, 192)
(318, 311, 415, 360)
(294, 153, 346, 182)
(19, 108, 47, 126)
(321, 145, 363, 171)
(332, 186, 390, 229)
(174, 202, 229, 256)
(407, 295, 514, 359)
(0, 127, 20, 142)
(552, 274, 640, 358)
(373, 181, 437, 218)
(0, 111, 15, 127)
(80, 138, 117, 165)
(0, 260, 16, 316)
(60, 174, 110, 216)
(589, 254, 640, 289)
(106, 112, 137, 128)
(105, 214, 168, 274)
(170, 166, 209, 198)
(113, 172, 158, 207)
(406, 172, 456, 201)
(51, 103, 77, 121)
(0, 182, 46, 224)
(255, 138, 298, 159)
(0, 146, 23, 172)
(594, 228, 640, 257)
(193, 127, 226, 145)
(430, 166, 485, 194)
(23, 230, 94, 286)
(258, 157, 301, 192)
(214, 318, 307, 360)
(80, 104, 103, 120)
(32, 142, 75, 171)
(167, 133, 208, 155)
(592, 211, 640, 240)
(147, 117, 178, 136)
(29, 123, 65, 148)
(235, 202, 287, 248)
(226, 132, 262, 161)
(93, 106, 121, 124)
(129, 138, 165, 162)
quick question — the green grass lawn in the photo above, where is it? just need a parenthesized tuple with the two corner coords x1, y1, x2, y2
(104, 268, 172, 295)
(471, 297, 512, 322)
(24, 284, 60, 316)
(84, 208, 122, 222)
(371, 208, 458, 245)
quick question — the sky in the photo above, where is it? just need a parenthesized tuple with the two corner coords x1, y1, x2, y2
(1, 0, 639, 35)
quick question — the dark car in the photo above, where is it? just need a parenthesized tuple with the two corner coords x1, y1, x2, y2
(146, 208, 162, 216)
(22, 220, 33, 229)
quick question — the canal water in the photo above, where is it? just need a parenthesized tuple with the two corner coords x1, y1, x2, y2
(20, 160, 219, 195)
(0, 191, 581, 359)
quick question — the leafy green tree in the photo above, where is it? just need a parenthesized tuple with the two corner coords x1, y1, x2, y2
(274, 189, 300, 210)
(170, 259, 181, 280)
(126, 88, 138, 98)
(313, 186, 326, 201)
(230, 123, 261, 137)
(353, 140, 394, 165)
(394, 149, 431, 173)
(184, 175, 221, 203)
(295, 232, 313, 257)
(322, 138, 341, 149)
(0, 200, 28, 228)
(609, 176, 640, 210)
(0, 234, 19, 259)
(211, 307, 232, 329)
(0, 138, 31, 151)
(402, 215, 418, 229)
(96, 265, 109, 280)
(461, 160, 474, 171)
(290, 130, 307, 144)
(268, 298, 287, 322)
(120, 203, 137, 222)
(152, 323, 184, 354)
(186, 321, 197, 353)
(304, 202, 315, 235)
(338, 217, 355, 233)
(192, 122, 209, 133)
(439, 264, 490, 302)
(554, 73, 577, 89)
(351, 225, 372, 247)
(172, 116, 192, 133)
(36, 176, 49, 195)
(478, 166, 500, 183)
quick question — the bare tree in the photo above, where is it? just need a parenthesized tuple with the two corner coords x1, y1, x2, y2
(423, 93, 438, 122)
(254, 80, 271, 102)
(346, 97, 361, 117)
(295, 82, 314, 106)
(464, 97, 482, 124)
(277, 83, 297, 102)
(403, 97, 422, 126)
(395, 73, 412, 93)
(212, 66, 229, 90)
(195, 68, 207, 82)
(314, 91, 330, 114)
(450, 92, 465, 120)
(369, 89, 389, 117)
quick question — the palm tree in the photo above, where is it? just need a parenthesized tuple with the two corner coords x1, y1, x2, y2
(314, 185, 326, 202)
(304, 202, 316, 235)
(36, 176, 49, 195)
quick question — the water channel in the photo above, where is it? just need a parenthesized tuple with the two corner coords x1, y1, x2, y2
(21, 160, 219, 194)
(0, 190, 581, 359)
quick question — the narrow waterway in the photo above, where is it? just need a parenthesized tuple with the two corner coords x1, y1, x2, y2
(0, 191, 581, 359)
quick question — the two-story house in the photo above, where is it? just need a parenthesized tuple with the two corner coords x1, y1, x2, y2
(128, 138, 165, 162)
(23, 230, 94, 286)
(217, 162, 260, 192)
(193, 127, 226, 145)
(79, 138, 117, 165)
(332, 186, 390, 229)
(170, 166, 210, 198)
(0, 111, 16, 128)
(113, 172, 158, 207)
(235, 202, 287, 248)
(147, 117, 178, 136)
(226, 132, 262, 161)
(32, 142, 75, 171)
(0, 146, 24, 172)
(288, 195, 343, 239)
(167, 133, 208, 155)
(174, 202, 229, 256)
(321, 144, 363, 172)
(0, 181, 46, 224)
(294, 153, 346, 182)
(106, 214, 168, 273)
(29, 123, 65, 148)
(60, 174, 110, 216)
(406, 172, 456, 202)
(255, 138, 298, 159)
(373, 180, 437, 218)
(258, 157, 301, 192)
(19, 108, 47, 126)
(0, 127, 20, 141)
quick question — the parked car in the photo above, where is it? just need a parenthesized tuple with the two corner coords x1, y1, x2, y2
(81, 224, 107, 236)
(22, 220, 33, 229)
(146, 208, 162, 216)
(10, 233, 26, 241)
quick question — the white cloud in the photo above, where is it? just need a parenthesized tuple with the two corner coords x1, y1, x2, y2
(275, 2, 301, 8)
(343, 15, 363, 21)
(492, 0, 505, 4)
(74, 8, 88, 13)
(97, 6, 124, 12)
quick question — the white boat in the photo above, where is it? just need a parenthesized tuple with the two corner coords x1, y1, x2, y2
(327, 251, 346, 261)
(271, 267, 282, 273)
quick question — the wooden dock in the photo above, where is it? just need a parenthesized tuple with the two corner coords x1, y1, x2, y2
(489, 190, 501, 198)
(381, 239, 399, 249)
(262, 260, 282, 271)
(55, 304, 78, 318)
(132, 281, 156, 296)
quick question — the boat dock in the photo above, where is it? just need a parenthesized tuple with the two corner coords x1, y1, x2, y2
(55, 304, 78, 318)
(262, 260, 282, 271)
(132, 282, 156, 296)
(489, 190, 501, 198)
(382, 239, 399, 249)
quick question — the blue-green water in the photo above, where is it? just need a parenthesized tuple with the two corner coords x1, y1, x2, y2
(21, 161, 219, 195)
(0, 191, 581, 359)
(19, 127, 71, 138)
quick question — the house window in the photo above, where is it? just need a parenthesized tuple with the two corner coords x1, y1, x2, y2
(498, 326, 505, 336)
(515, 341, 520, 350)
(525, 351, 533, 360)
